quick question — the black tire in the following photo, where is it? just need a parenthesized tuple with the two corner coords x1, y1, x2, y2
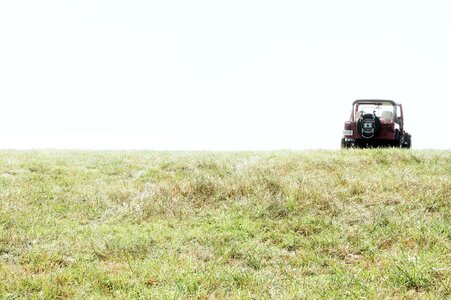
(403, 134, 412, 149)
(357, 114, 381, 139)
(341, 138, 352, 148)
(393, 129, 402, 148)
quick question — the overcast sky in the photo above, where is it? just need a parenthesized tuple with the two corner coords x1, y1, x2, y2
(1, 0, 450, 150)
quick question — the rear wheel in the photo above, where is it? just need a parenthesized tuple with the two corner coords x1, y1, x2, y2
(403, 134, 412, 149)
(341, 138, 353, 148)
(393, 130, 402, 148)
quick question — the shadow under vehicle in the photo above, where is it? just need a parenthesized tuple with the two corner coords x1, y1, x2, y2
(341, 99, 412, 148)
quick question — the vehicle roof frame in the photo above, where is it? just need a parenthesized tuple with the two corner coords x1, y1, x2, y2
(352, 99, 397, 106)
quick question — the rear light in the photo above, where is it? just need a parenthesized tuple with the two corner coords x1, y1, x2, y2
(345, 122, 351, 130)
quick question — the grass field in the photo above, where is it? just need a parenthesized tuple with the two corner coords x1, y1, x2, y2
(0, 150, 449, 299)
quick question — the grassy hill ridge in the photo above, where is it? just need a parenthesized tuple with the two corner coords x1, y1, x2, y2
(0, 150, 450, 298)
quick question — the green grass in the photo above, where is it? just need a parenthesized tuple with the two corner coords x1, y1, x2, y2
(0, 149, 449, 299)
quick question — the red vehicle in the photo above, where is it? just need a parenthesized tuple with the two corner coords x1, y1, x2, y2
(341, 99, 412, 148)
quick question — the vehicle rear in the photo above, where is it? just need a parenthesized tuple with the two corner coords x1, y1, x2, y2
(341, 100, 410, 148)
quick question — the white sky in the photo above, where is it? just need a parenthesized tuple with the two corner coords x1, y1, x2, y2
(1, 0, 450, 150)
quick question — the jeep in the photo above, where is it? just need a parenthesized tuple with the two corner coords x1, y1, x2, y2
(341, 99, 412, 148)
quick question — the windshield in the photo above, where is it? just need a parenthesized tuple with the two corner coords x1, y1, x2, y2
(354, 103, 395, 121)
